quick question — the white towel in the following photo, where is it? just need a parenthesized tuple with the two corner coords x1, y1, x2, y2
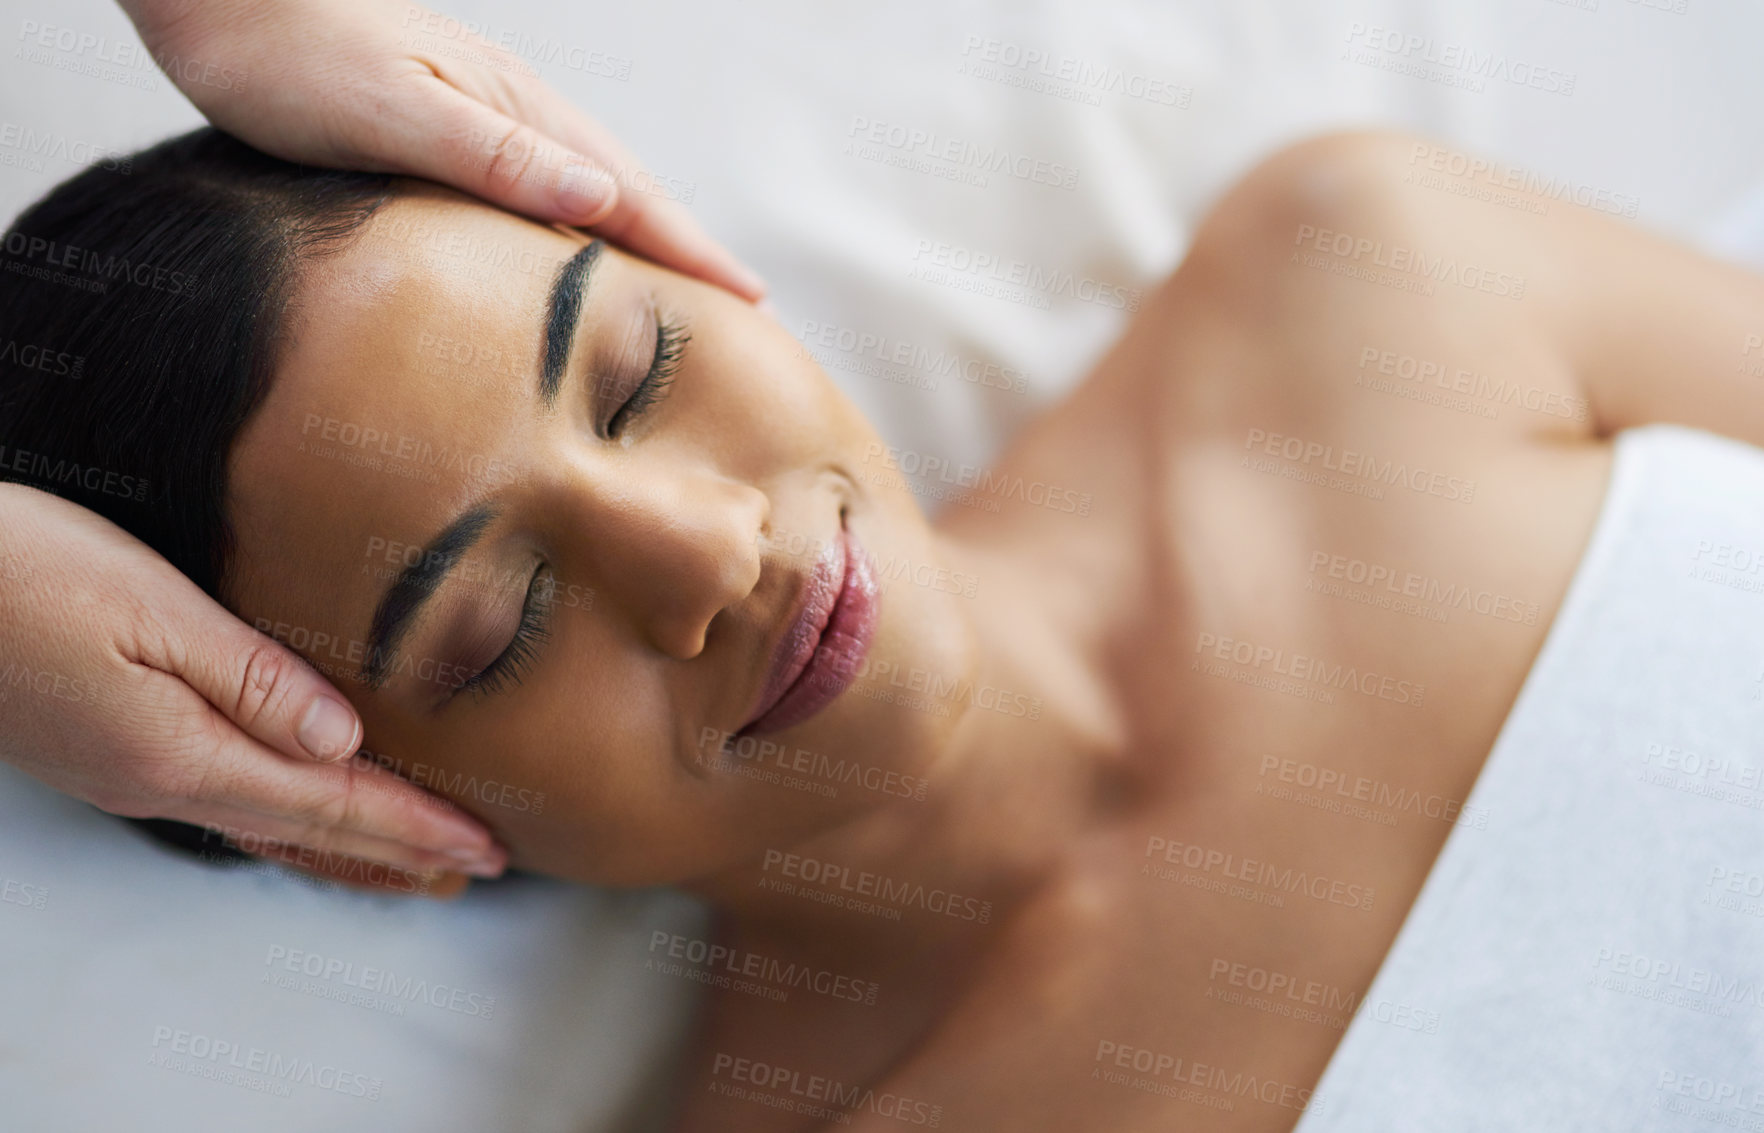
(1294, 423, 1764, 1132)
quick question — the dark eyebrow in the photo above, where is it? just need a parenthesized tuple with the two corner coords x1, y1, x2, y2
(361, 503, 500, 690)
(541, 239, 603, 407)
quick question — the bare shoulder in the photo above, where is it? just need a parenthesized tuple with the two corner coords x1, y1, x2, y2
(1203, 131, 1430, 232)
(1180, 131, 1443, 301)
(1124, 128, 1591, 453)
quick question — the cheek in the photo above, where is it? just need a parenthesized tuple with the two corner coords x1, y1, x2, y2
(373, 673, 684, 883)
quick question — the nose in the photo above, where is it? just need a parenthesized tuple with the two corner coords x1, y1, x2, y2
(565, 459, 768, 660)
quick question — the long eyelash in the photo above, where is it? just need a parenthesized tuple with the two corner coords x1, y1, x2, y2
(608, 318, 689, 438)
(458, 566, 554, 700)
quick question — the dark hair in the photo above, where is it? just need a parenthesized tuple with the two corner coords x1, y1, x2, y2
(0, 126, 393, 602)
(0, 128, 394, 861)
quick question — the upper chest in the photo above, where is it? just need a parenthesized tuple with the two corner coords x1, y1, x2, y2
(829, 274, 1623, 1126)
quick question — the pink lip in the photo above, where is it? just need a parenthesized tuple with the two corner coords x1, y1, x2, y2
(737, 521, 880, 738)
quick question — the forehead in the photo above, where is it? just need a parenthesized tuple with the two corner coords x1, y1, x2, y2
(223, 187, 581, 684)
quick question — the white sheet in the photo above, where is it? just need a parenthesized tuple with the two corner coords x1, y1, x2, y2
(5, 0, 1764, 1129)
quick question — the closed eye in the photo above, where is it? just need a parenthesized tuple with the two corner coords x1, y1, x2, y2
(452, 562, 555, 703)
(606, 316, 688, 439)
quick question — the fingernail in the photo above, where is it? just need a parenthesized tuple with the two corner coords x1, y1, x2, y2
(446, 850, 505, 879)
(557, 158, 615, 223)
(426, 812, 493, 856)
(733, 264, 768, 301)
(296, 697, 360, 761)
(444, 843, 506, 874)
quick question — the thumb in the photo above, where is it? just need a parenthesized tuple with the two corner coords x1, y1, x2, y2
(137, 591, 363, 765)
(385, 76, 622, 227)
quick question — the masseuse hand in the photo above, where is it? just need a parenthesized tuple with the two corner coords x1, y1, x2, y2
(0, 484, 506, 881)
(117, 0, 766, 301)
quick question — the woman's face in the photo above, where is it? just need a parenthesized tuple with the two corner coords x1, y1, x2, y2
(225, 183, 979, 885)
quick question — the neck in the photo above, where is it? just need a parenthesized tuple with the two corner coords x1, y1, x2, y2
(680, 519, 1132, 962)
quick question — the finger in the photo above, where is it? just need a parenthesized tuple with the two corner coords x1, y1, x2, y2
(268, 853, 473, 901)
(271, 843, 473, 900)
(172, 792, 502, 880)
(508, 86, 768, 301)
(584, 196, 767, 303)
(276, 853, 472, 900)
(380, 77, 625, 236)
(128, 580, 364, 765)
(121, 607, 498, 861)
(169, 728, 506, 871)
(391, 66, 766, 301)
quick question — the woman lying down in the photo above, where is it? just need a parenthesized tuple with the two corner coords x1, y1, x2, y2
(6, 126, 1764, 1132)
